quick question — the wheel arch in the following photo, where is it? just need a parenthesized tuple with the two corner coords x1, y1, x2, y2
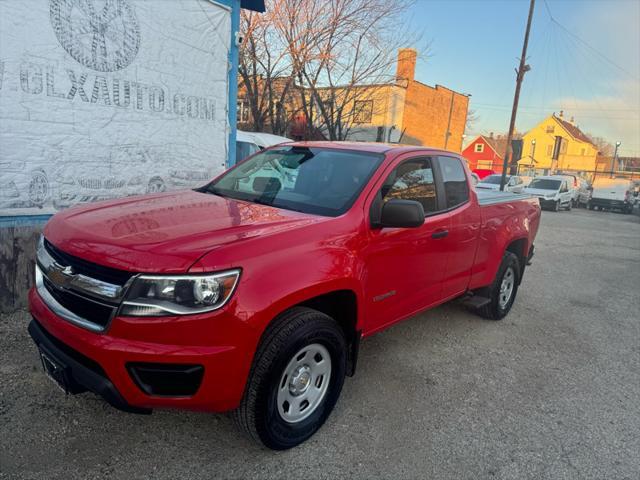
(257, 287, 361, 377)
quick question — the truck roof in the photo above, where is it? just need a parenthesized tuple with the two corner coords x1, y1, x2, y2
(285, 141, 456, 156)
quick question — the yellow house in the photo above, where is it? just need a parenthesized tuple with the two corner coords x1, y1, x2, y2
(519, 112, 599, 176)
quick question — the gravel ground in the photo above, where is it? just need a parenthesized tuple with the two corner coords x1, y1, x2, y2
(1, 208, 639, 480)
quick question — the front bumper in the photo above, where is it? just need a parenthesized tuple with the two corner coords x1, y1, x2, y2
(28, 287, 258, 413)
(536, 197, 557, 208)
(28, 319, 151, 414)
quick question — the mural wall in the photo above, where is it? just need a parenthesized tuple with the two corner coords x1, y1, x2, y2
(0, 0, 231, 216)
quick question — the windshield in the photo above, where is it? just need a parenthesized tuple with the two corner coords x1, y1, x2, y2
(203, 146, 384, 217)
(480, 175, 508, 185)
(528, 179, 561, 190)
(236, 141, 260, 163)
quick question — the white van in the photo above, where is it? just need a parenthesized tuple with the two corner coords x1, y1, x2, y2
(524, 175, 573, 211)
(475, 174, 525, 193)
(236, 130, 292, 163)
(588, 178, 636, 214)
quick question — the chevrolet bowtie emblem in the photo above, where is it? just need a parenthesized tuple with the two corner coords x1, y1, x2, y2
(61, 266, 74, 276)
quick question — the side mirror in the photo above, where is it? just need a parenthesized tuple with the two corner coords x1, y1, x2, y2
(378, 199, 425, 228)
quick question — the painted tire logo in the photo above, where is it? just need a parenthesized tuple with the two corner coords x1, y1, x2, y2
(50, 0, 140, 72)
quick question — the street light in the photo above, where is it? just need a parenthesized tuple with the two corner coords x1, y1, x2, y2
(611, 141, 621, 178)
(530, 139, 536, 175)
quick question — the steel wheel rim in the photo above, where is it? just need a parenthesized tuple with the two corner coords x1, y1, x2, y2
(499, 266, 515, 309)
(276, 343, 332, 424)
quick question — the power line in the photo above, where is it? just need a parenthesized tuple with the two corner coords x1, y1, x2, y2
(543, 0, 640, 81)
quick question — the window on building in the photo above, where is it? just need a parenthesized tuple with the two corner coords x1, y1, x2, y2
(237, 98, 250, 124)
(439, 156, 469, 208)
(546, 125, 555, 134)
(474, 143, 484, 153)
(381, 158, 438, 214)
(477, 160, 493, 169)
(353, 100, 373, 124)
(547, 145, 553, 156)
(581, 148, 586, 156)
(560, 139, 568, 154)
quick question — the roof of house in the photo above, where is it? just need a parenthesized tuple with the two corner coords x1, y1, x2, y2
(552, 115, 596, 146)
(484, 136, 508, 159)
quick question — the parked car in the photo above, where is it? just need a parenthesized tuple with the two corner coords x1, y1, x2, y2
(588, 177, 636, 214)
(524, 175, 573, 211)
(472, 168, 495, 180)
(470, 172, 480, 186)
(554, 174, 584, 206)
(519, 175, 534, 187)
(28, 142, 541, 450)
(574, 178, 591, 208)
(236, 130, 292, 163)
(476, 174, 525, 193)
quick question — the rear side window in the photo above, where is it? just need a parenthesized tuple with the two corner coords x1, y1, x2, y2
(381, 158, 438, 214)
(438, 156, 469, 208)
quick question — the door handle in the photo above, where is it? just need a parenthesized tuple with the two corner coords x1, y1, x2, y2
(431, 229, 449, 239)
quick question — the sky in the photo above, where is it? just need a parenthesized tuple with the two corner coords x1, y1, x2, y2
(404, 0, 640, 156)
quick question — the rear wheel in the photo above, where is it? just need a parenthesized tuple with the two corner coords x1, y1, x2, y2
(478, 252, 521, 320)
(234, 307, 347, 450)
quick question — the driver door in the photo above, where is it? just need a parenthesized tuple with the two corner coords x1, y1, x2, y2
(363, 156, 451, 335)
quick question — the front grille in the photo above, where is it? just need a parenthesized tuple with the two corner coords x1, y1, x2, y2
(104, 179, 126, 189)
(42, 276, 116, 328)
(44, 239, 133, 286)
(78, 178, 102, 189)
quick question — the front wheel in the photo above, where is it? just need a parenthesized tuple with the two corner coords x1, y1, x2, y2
(478, 251, 521, 320)
(553, 200, 560, 212)
(234, 307, 347, 450)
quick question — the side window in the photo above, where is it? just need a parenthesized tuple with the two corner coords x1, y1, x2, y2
(381, 158, 438, 214)
(439, 156, 469, 208)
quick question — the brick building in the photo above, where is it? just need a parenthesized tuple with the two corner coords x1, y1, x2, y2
(237, 49, 471, 152)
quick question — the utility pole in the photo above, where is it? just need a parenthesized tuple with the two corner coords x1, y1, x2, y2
(444, 91, 455, 150)
(611, 141, 621, 178)
(500, 0, 535, 191)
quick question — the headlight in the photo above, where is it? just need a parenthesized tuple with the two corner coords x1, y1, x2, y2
(120, 269, 241, 316)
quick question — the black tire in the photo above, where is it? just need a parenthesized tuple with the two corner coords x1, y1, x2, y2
(233, 307, 347, 450)
(478, 251, 521, 321)
(567, 200, 572, 211)
(588, 202, 594, 210)
(553, 200, 560, 212)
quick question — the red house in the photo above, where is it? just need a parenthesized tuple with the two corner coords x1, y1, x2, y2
(462, 134, 510, 174)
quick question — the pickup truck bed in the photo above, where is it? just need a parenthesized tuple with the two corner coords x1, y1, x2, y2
(476, 189, 531, 205)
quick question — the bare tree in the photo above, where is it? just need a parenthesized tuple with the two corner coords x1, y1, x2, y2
(238, 7, 296, 135)
(239, 0, 421, 140)
(586, 133, 614, 156)
(465, 109, 479, 133)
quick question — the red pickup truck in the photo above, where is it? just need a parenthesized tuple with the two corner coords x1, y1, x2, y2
(28, 142, 540, 449)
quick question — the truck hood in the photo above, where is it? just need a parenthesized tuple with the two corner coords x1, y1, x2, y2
(44, 190, 325, 273)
